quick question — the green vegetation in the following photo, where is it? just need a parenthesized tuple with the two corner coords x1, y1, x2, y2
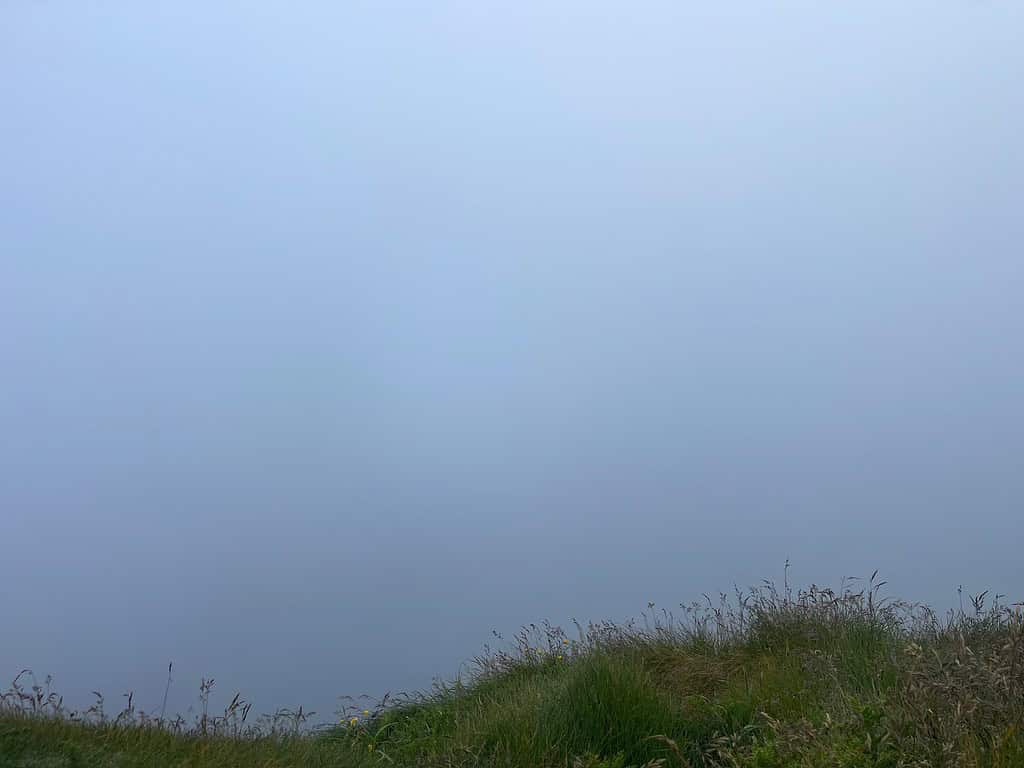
(4, 573, 1023, 767)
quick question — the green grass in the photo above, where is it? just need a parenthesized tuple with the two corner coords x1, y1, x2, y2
(4, 575, 1023, 767)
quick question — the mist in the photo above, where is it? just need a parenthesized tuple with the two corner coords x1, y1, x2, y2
(2, 1, 1022, 720)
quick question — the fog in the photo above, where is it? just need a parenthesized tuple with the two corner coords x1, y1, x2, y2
(2, 1, 1022, 720)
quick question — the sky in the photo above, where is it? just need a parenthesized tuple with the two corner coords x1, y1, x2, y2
(2, 1, 1022, 721)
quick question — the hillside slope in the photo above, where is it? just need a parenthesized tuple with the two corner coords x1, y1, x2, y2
(3, 578, 1023, 767)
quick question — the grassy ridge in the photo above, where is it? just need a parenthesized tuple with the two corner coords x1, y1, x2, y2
(3, 575, 1023, 767)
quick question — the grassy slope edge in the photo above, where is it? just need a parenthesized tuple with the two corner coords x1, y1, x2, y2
(3, 577, 1023, 768)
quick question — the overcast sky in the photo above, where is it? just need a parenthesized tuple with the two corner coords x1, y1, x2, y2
(2, 1, 1022, 720)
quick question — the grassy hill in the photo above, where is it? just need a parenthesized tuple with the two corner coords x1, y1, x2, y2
(3, 575, 1023, 767)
